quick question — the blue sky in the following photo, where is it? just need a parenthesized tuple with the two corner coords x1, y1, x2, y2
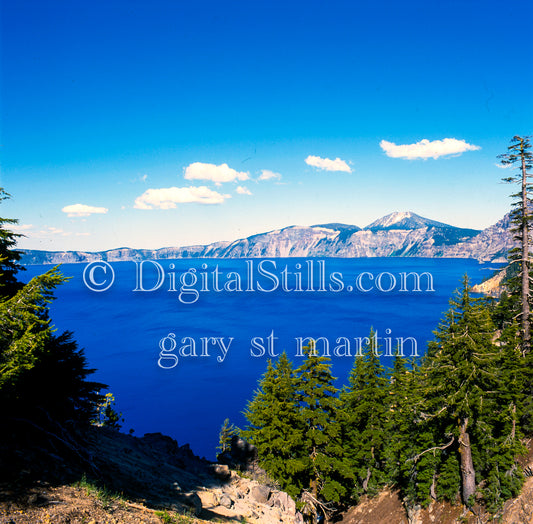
(1, 0, 532, 251)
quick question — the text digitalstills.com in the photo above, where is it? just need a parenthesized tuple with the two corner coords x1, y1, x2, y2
(82, 259, 435, 304)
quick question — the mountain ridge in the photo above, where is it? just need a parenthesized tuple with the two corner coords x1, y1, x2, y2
(19, 212, 513, 265)
(364, 211, 478, 234)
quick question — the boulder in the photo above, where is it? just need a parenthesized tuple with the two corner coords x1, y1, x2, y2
(176, 492, 202, 516)
(269, 490, 296, 515)
(251, 484, 271, 504)
(209, 463, 231, 481)
(218, 493, 233, 509)
(197, 490, 218, 508)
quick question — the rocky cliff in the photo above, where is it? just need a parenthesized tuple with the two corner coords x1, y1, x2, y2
(438, 213, 513, 263)
(21, 211, 514, 265)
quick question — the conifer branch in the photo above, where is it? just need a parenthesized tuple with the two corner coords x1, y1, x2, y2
(407, 436, 455, 463)
(300, 490, 335, 520)
(419, 405, 447, 421)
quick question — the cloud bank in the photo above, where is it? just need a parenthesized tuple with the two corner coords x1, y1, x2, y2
(62, 204, 108, 217)
(40, 226, 71, 237)
(259, 169, 282, 181)
(134, 186, 230, 209)
(9, 223, 33, 232)
(184, 162, 249, 184)
(305, 155, 352, 172)
(380, 138, 481, 160)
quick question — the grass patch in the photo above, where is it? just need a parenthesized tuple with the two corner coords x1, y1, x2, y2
(75, 474, 124, 510)
(155, 508, 198, 523)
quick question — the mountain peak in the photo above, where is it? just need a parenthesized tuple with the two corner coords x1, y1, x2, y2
(368, 211, 416, 228)
(365, 211, 453, 231)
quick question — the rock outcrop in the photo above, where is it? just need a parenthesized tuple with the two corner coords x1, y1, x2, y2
(472, 267, 508, 296)
(86, 427, 302, 523)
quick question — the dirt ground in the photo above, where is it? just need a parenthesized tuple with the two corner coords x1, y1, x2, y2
(0, 483, 205, 524)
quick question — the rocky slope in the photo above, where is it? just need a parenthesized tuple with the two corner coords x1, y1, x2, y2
(3, 426, 533, 524)
(471, 266, 508, 296)
(0, 427, 303, 524)
(439, 213, 513, 263)
(21, 211, 514, 265)
(339, 479, 533, 524)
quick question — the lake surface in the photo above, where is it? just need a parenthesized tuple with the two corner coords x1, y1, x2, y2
(21, 257, 500, 459)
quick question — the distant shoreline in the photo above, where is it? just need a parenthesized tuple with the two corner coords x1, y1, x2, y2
(19, 212, 511, 265)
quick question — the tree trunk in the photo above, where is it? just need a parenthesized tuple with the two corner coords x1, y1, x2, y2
(521, 142, 530, 353)
(458, 417, 476, 506)
(430, 471, 437, 500)
(310, 478, 318, 499)
(362, 467, 371, 492)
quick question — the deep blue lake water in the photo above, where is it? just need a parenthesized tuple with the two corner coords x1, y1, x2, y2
(21, 257, 500, 459)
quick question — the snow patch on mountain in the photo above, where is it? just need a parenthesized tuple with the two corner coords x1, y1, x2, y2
(368, 211, 415, 228)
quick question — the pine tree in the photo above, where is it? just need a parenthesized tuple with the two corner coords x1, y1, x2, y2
(382, 350, 426, 501)
(295, 341, 349, 512)
(499, 135, 533, 353)
(0, 188, 24, 298)
(0, 193, 106, 479)
(0, 267, 105, 424)
(92, 391, 124, 428)
(0, 267, 69, 405)
(339, 329, 389, 501)
(490, 289, 519, 331)
(395, 359, 442, 508)
(421, 276, 523, 509)
(217, 417, 238, 457)
(243, 352, 306, 498)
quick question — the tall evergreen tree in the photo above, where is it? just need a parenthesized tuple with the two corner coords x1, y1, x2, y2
(243, 352, 306, 497)
(339, 329, 389, 500)
(394, 359, 442, 509)
(0, 193, 106, 481)
(383, 349, 411, 481)
(499, 135, 533, 353)
(295, 342, 349, 510)
(421, 276, 523, 509)
(382, 350, 431, 505)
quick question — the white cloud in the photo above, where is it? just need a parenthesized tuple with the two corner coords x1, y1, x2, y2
(380, 138, 481, 160)
(236, 186, 252, 195)
(62, 203, 108, 217)
(9, 223, 33, 232)
(184, 162, 249, 185)
(305, 155, 352, 172)
(39, 227, 71, 237)
(75, 232, 91, 236)
(495, 163, 513, 169)
(141, 174, 148, 182)
(134, 186, 230, 209)
(259, 169, 282, 181)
